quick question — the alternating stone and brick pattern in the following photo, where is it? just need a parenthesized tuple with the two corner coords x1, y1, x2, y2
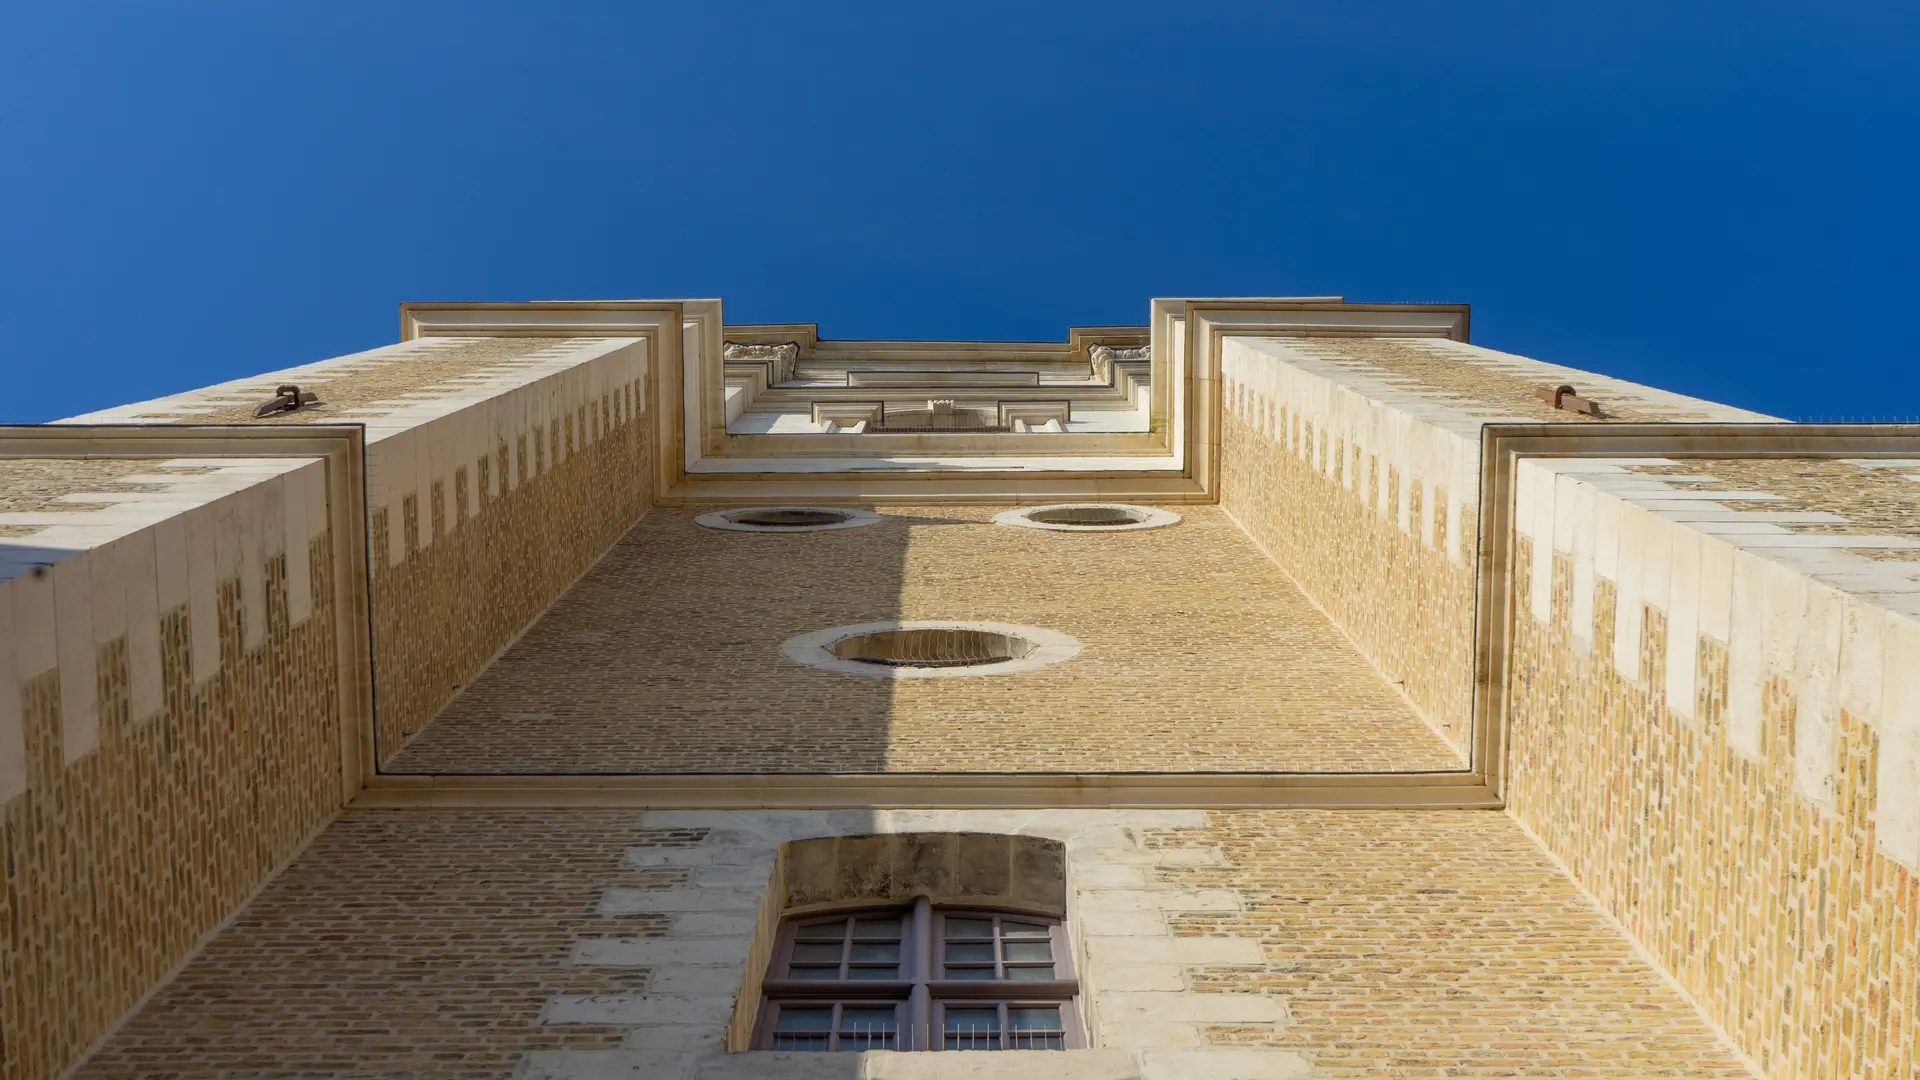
(1218, 335, 1771, 755)
(72, 809, 1753, 1079)
(16, 304, 1919, 1080)
(1, 525, 342, 1080)
(1503, 452, 1920, 1080)
(60, 333, 656, 762)
(3, 334, 654, 1080)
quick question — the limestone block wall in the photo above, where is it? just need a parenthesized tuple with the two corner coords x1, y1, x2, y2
(1216, 334, 1771, 758)
(1505, 456, 1920, 1080)
(0, 456, 343, 1080)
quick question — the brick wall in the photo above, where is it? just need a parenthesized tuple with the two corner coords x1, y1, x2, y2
(1504, 455, 1920, 1080)
(1217, 340, 1480, 754)
(2, 333, 656, 1080)
(71, 808, 1753, 1078)
(366, 362, 652, 762)
(1216, 334, 1777, 760)
(57, 334, 657, 765)
(386, 505, 1457, 775)
(1, 518, 343, 1080)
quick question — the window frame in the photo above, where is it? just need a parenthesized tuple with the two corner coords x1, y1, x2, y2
(761, 1000, 907, 1052)
(754, 900, 1082, 1051)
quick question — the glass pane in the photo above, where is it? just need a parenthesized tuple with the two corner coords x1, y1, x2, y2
(847, 965, 899, 980)
(1007, 1005, 1064, 1050)
(1010, 1006, 1064, 1032)
(944, 917, 993, 938)
(773, 1007, 834, 1051)
(790, 942, 844, 962)
(787, 965, 841, 980)
(944, 942, 995, 963)
(839, 1007, 898, 1050)
(850, 942, 899, 963)
(853, 917, 901, 939)
(775, 1008, 835, 1032)
(944, 1007, 1001, 1051)
(1001, 920, 1051, 938)
(795, 921, 847, 941)
(1004, 942, 1053, 962)
(1005, 965, 1057, 980)
(944, 966, 996, 980)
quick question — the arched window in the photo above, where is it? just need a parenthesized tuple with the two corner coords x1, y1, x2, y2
(754, 898, 1082, 1051)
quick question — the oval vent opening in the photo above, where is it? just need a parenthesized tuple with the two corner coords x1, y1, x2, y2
(831, 628, 1037, 669)
(1025, 506, 1146, 527)
(731, 509, 851, 528)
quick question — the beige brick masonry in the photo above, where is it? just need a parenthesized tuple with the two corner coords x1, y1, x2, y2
(389, 505, 1462, 774)
(75, 808, 1751, 1079)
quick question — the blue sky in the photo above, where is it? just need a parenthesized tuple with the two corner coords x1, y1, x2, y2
(2, 1, 1915, 422)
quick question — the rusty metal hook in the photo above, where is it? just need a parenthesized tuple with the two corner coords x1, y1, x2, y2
(254, 384, 322, 417)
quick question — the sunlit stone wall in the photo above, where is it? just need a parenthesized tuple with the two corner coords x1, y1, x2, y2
(1506, 456, 1920, 1080)
(0, 457, 343, 1080)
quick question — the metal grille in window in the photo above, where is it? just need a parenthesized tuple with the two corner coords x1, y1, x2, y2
(755, 902, 1081, 1051)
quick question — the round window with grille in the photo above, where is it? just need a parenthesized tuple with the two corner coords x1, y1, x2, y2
(695, 507, 882, 532)
(993, 504, 1180, 532)
(781, 621, 1081, 678)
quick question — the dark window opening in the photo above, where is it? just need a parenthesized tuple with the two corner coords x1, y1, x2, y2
(754, 900, 1081, 1051)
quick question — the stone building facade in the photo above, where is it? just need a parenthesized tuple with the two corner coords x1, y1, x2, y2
(1, 297, 1914, 1080)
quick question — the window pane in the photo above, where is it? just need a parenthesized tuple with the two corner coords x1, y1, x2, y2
(1001, 920, 1050, 938)
(1003, 941, 1053, 962)
(944, 917, 993, 938)
(944, 941, 994, 963)
(839, 1007, 898, 1050)
(787, 965, 841, 980)
(944, 1007, 1001, 1051)
(776, 1008, 835, 1031)
(853, 918, 901, 939)
(1009, 1006, 1064, 1050)
(1009, 1006, 1063, 1031)
(850, 942, 899, 963)
(794, 921, 847, 941)
(847, 965, 899, 979)
(1005, 965, 1057, 980)
(772, 1007, 834, 1052)
(790, 942, 844, 962)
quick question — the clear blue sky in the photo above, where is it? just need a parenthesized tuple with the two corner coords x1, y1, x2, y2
(3, 2, 1915, 422)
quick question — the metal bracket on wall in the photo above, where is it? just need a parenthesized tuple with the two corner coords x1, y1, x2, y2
(1536, 384, 1603, 417)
